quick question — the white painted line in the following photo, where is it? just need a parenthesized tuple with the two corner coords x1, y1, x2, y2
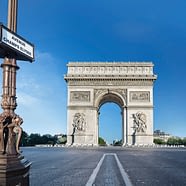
(86, 153, 133, 186)
(85, 154, 106, 186)
(114, 154, 133, 186)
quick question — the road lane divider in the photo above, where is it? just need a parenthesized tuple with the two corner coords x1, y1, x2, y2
(86, 154, 106, 186)
(86, 153, 133, 186)
(114, 154, 133, 186)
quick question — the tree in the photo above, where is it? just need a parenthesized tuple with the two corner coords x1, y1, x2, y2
(20, 131, 29, 146)
(57, 135, 67, 144)
(40, 134, 57, 145)
(27, 133, 42, 146)
(153, 138, 166, 145)
(182, 138, 186, 146)
(98, 137, 106, 145)
(113, 139, 122, 146)
(167, 137, 182, 146)
(20, 132, 66, 146)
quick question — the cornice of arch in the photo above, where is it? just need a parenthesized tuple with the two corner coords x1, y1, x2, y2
(65, 78, 156, 86)
(64, 75, 157, 80)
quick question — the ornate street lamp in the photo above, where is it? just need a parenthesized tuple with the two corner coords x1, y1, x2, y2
(0, 0, 33, 185)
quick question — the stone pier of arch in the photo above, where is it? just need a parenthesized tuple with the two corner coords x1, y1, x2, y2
(64, 62, 157, 146)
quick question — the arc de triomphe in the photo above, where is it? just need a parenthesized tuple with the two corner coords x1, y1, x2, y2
(64, 62, 157, 146)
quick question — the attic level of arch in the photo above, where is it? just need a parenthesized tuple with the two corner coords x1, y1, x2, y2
(66, 62, 155, 76)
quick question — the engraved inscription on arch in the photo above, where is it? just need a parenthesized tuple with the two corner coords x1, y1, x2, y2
(70, 91, 90, 102)
(130, 91, 150, 102)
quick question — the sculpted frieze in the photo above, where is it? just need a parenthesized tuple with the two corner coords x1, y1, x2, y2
(94, 88, 127, 102)
(70, 91, 90, 102)
(130, 91, 150, 102)
(68, 79, 154, 86)
(94, 89, 107, 99)
(115, 89, 127, 101)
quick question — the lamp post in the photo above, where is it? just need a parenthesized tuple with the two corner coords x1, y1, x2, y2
(0, 0, 31, 185)
(1, 0, 18, 115)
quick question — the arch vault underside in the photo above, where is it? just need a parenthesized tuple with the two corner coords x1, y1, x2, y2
(64, 62, 157, 146)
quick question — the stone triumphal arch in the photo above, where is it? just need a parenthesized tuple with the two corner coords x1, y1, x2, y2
(64, 62, 157, 146)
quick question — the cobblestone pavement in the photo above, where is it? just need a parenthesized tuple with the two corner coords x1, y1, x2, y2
(22, 147, 186, 186)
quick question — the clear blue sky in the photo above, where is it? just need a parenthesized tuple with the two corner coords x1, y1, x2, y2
(0, 0, 186, 143)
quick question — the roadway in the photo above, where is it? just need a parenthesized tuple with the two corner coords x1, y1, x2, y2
(22, 146, 186, 186)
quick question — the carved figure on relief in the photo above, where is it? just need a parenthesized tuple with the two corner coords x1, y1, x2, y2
(132, 112, 147, 133)
(72, 113, 86, 132)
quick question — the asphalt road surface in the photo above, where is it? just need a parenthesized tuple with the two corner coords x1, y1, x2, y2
(22, 147, 186, 186)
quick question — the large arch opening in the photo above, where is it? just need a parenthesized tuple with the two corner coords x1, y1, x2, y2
(98, 102, 122, 145)
(97, 93, 124, 146)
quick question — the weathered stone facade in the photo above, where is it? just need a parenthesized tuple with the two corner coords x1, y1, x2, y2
(64, 62, 157, 146)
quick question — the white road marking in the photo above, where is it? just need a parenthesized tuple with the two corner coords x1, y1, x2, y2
(114, 153, 133, 186)
(86, 153, 133, 186)
(85, 154, 106, 186)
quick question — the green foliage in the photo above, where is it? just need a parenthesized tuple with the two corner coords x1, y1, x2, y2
(28, 133, 42, 146)
(167, 137, 183, 146)
(20, 131, 186, 147)
(20, 131, 29, 146)
(57, 135, 67, 144)
(182, 138, 186, 146)
(98, 137, 106, 145)
(153, 138, 166, 145)
(154, 137, 186, 146)
(20, 132, 59, 146)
